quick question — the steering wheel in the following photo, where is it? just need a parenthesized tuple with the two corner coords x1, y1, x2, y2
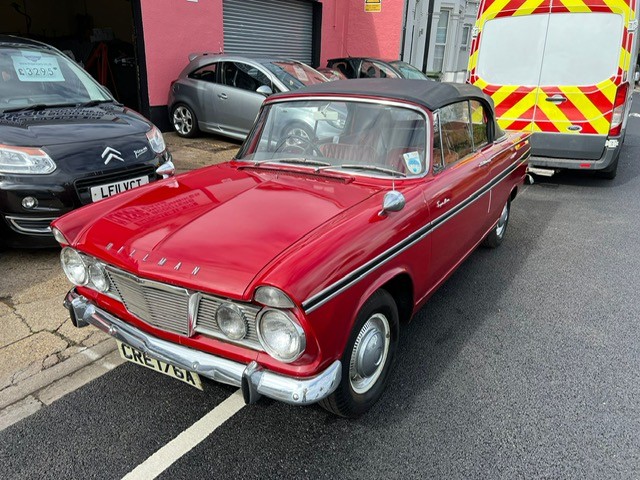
(273, 134, 323, 157)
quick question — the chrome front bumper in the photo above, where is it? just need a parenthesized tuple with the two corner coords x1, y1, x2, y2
(64, 290, 341, 406)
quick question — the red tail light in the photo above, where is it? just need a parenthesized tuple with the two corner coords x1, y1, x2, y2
(609, 82, 628, 136)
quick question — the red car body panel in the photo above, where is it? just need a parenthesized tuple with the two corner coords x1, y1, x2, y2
(54, 82, 530, 381)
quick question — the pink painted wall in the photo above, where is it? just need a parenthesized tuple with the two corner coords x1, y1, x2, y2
(140, 0, 403, 108)
(140, 0, 223, 107)
(319, 0, 404, 65)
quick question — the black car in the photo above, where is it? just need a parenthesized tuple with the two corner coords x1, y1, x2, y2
(326, 57, 430, 80)
(0, 36, 174, 248)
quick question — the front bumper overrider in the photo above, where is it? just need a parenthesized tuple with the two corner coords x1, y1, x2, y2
(64, 290, 341, 406)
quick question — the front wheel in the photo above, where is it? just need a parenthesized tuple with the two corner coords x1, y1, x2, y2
(171, 104, 199, 138)
(482, 199, 510, 248)
(319, 289, 399, 417)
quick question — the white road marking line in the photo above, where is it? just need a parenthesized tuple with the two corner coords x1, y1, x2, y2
(122, 389, 246, 480)
(629, 112, 640, 118)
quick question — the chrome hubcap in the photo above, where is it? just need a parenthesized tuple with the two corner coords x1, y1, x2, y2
(496, 202, 509, 238)
(349, 313, 391, 394)
(173, 106, 193, 135)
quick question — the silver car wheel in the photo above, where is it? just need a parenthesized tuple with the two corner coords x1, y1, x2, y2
(496, 202, 509, 239)
(349, 312, 391, 394)
(173, 106, 193, 136)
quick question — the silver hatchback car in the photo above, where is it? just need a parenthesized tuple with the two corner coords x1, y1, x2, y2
(168, 54, 329, 141)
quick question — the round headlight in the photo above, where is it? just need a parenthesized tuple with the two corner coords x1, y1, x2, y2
(216, 303, 247, 340)
(60, 247, 88, 286)
(88, 262, 109, 293)
(257, 309, 306, 363)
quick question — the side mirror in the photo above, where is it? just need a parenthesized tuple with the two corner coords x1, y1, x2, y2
(379, 191, 405, 217)
(256, 85, 273, 96)
(634, 70, 639, 82)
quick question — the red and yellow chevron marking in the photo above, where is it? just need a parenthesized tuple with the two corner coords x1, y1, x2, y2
(468, 0, 636, 134)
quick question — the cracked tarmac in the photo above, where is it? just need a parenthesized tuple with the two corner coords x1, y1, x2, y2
(0, 132, 241, 416)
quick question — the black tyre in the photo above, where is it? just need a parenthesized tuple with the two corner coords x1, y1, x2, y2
(598, 150, 620, 180)
(482, 199, 510, 248)
(319, 289, 399, 418)
(171, 103, 199, 138)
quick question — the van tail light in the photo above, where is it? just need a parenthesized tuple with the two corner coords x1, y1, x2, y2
(609, 82, 628, 136)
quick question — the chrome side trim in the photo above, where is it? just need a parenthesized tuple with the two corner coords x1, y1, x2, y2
(301, 155, 527, 313)
(5, 216, 57, 234)
(65, 290, 341, 406)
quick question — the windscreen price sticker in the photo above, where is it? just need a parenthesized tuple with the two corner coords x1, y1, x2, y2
(11, 52, 64, 82)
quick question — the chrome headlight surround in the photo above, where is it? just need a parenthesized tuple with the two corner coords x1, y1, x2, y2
(61, 247, 89, 286)
(256, 308, 306, 363)
(60, 247, 111, 294)
(216, 303, 248, 340)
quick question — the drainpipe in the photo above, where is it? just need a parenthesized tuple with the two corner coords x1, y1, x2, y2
(421, 0, 436, 74)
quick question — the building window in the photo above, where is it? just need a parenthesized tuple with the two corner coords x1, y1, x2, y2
(461, 25, 471, 48)
(433, 10, 450, 72)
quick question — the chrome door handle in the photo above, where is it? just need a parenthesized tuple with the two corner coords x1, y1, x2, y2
(546, 94, 567, 103)
(436, 197, 450, 208)
(218, 93, 228, 99)
(478, 158, 491, 167)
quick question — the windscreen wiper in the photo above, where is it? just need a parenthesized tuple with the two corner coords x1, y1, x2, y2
(76, 99, 117, 108)
(2, 103, 78, 114)
(265, 158, 331, 167)
(324, 164, 407, 177)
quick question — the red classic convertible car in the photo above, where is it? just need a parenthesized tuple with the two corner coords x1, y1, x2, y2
(54, 80, 529, 417)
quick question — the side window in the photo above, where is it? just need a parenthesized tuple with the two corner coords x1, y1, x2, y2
(330, 61, 354, 78)
(188, 63, 218, 83)
(439, 101, 473, 167)
(221, 62, 271, 92)
(359, 61, 398, 79)
(470, 100, 488, 148)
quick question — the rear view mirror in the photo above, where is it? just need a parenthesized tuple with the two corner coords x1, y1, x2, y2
(256, 85, 273, 96)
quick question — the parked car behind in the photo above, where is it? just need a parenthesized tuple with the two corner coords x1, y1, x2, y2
(168, 53, 329, 140)
(0, 36, 173, 248)
(327, 57, 430, 80)
(56, 79, 529, 417)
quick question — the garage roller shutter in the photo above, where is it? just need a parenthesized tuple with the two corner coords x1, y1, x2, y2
(223, 0, 313, 64)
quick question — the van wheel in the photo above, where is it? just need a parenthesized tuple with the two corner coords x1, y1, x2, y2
(319, 289, 399, 418)
(483, 200, 510, 248)
(171, 104, 199, 138)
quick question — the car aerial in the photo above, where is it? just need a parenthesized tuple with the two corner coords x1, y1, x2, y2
(168, 53, 329, 141)
(327, 57, 430, 80)
(0, 35, 174, 248)
(55, 79, 529, 417)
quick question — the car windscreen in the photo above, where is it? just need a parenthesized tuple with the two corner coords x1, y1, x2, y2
(389, 61, 428, 80)
(263, 62, 327, 90)
(237, 100, 429, 178)
(477, 13, 623, 86)
(0, 46, 111, 112)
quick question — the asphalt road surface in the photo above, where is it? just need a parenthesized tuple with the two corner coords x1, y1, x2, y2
(2, 104, 640, 479)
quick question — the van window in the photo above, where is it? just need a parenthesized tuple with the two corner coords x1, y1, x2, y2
(540, 13, 623, 86)
(477, 13, 624, 87)
(476, 15, 547, 86)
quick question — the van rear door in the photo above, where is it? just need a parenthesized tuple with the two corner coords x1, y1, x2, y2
(532, 9, 625, 159)
(470, 0, 631, 160)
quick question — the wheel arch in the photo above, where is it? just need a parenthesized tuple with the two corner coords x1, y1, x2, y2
(357, 268, 414, 325)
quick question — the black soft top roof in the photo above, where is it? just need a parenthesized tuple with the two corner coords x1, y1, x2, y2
(272, 78, 494, 112)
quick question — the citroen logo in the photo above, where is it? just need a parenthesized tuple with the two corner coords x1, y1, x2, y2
(102, 146, 124, 165)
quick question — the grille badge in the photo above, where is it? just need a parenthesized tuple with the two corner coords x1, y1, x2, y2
(101, 146, 124, 165)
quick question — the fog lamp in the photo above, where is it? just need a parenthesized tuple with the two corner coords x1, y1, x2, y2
(22, 196, 38, 209)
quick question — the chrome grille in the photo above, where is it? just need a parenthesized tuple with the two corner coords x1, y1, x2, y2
(195, 295, 262, 350)
(106, 268, 190, 336)
(104, 267, 263, 351)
